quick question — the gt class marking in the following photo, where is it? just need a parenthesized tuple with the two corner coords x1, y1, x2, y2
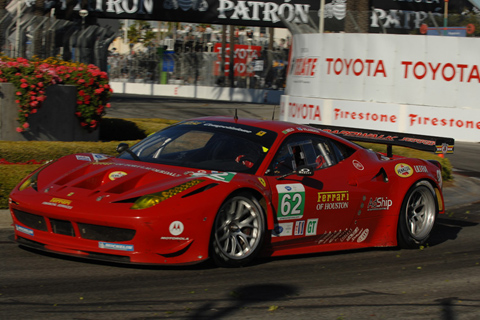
(395, 163, 413, 178)
(276, 184, 305, 220)
(306, 219, 318, 236)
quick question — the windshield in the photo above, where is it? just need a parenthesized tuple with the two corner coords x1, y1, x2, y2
(118, 120, 277, 174)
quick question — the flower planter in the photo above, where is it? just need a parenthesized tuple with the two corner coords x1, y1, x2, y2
(0, 83, 99, 141)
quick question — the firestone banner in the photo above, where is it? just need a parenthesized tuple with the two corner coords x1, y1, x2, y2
(281, 33, 480, 142)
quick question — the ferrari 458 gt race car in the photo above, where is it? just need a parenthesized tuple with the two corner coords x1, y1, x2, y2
(9, 116, 454, 267)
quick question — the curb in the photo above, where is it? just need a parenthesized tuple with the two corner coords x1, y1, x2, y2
(1, 173, 479, 230)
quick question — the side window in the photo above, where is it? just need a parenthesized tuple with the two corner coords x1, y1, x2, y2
(267, 134, 340, 176)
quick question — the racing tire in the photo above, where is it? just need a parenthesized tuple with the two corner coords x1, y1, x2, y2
(397, 181, 438, 249)
(210, 192, 266, 267)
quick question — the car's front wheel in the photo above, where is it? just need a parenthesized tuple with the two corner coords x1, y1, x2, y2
(397, 181, 437, 248)
(210, 192, 266, 267)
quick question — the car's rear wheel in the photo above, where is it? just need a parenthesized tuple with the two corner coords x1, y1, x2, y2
(397, 181, 437, 248)
(211, 192, 265, 267)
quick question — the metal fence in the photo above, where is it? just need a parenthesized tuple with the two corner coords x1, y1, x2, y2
(107, 48, 289, 90)
(3, 4, 480, 91)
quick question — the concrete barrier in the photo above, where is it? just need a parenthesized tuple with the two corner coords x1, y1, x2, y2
(0, 83, 99, 141)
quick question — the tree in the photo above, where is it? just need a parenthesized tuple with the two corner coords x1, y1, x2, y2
(127, 20, 157, 49)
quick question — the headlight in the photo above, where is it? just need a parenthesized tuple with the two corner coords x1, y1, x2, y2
(18, 171, 40, 191)
(17, 161, 53, 192)
(130, 179, 204, 210)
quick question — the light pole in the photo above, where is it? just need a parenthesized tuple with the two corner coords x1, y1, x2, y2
(79, 9, 88, 30)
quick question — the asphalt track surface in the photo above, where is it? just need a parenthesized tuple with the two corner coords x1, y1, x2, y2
(1, 95, 479, 319)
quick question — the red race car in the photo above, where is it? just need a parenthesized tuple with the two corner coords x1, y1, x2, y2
(9, 116, 454, 267)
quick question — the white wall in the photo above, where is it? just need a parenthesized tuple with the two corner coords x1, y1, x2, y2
(281, 33, 480, 142)
(110, 82, 283, 105)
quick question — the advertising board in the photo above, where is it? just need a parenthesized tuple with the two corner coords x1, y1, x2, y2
(282, 33, 480, 142)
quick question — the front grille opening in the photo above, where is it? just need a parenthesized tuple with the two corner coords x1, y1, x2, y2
(13, 210, 48, 231)
(78, 223, 136, 242)
(51, 219, 75, 237)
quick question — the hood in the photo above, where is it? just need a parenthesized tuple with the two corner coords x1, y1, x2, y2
(36, 154, 222, 203)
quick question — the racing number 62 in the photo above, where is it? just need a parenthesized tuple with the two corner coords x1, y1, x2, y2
(276, 184, 306, 220)
(281, 193, 303, 216)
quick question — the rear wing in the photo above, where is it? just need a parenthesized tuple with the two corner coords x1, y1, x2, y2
(309, 124, 454, 157)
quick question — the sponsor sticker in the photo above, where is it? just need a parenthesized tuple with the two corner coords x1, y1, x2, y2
(99, 242, 134, 251)
(395, 163, 413, 178)
(15, 224, 34, 236)
(169, 221, 184, 236)
(76, 155, 91, 161)
(316, 191, 349, 210)
(108, 171, 127, 181)
(294, 221, 305, 236)
(258, 177, 267, 187)
(273, 222, 294, 237)
(92, 153, 109, 161)
(352, 160, 364, 171)
(42, 198, 73, 209)
(367, 197, 393, 211)
(276, 184, 305, 220)
(191, 171, 236, 182)
(414, 165, 428, 173)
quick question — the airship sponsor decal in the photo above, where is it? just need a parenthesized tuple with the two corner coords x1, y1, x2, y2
(99, 242, 134, 251)
(276, 184, 305, 220)
(367, 197, 393, 211)
(108, 171, 127, 181)
(395, 163, 413, 178)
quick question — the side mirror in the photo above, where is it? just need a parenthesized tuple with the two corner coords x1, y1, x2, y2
(297, 165, 314, 176)
(116, 143, 129, 153)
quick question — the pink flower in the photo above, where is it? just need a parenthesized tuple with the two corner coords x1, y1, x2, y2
(16, 127, 24, 132)
(23, 122, 30, 129)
